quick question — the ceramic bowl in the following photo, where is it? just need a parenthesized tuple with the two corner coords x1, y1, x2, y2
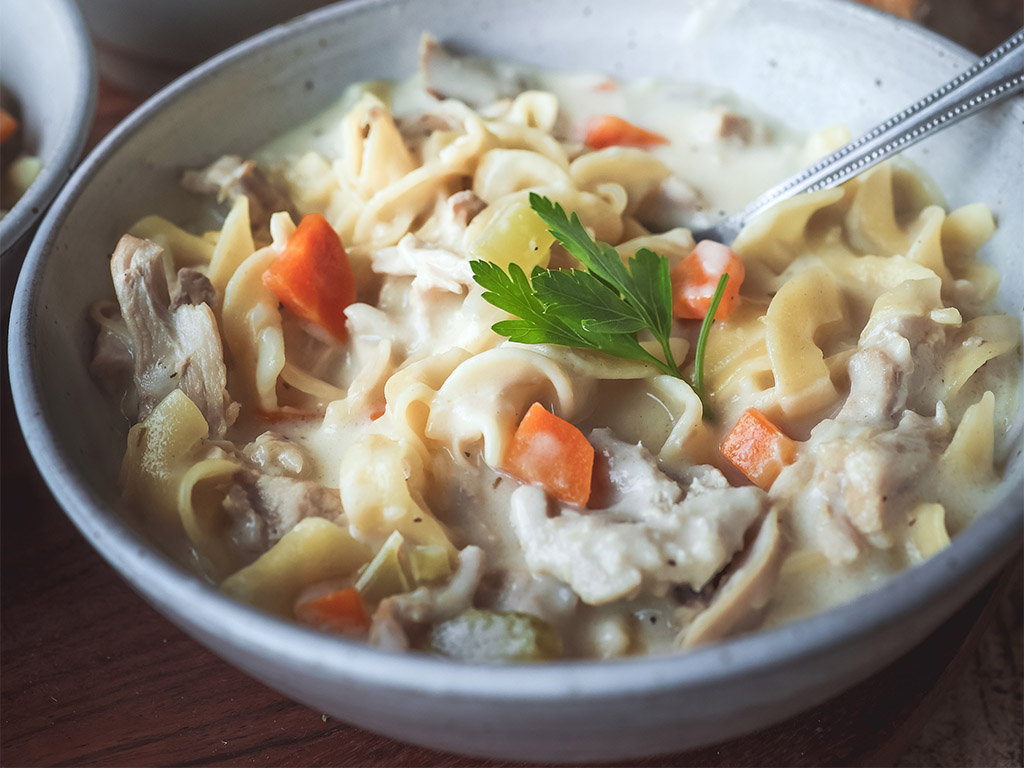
(9, 0, 1023, 761)
(73, 0, 335, 94)
(0, 0, 95, 258)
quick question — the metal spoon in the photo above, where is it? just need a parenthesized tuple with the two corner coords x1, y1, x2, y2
(692, 29, 1024, 245)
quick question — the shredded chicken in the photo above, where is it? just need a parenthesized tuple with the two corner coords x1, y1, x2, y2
(371, 233, 474, 294)
(692, 106, 766, 145)
(181, 154, 297, 238)
(171, 267, 217, 310)
(447, 189, 487, 227)
(838, 311, 948, 423)
(109, 235, 238, 437)
(510, 430, 765, 604)
(419, 34, 525, 107)
(90, 315, 134, 399)
(242, 431, 315, 479)
(222, 469, 344, 557)
(680, 510, 783, 647)
(773, 409, 950, 562)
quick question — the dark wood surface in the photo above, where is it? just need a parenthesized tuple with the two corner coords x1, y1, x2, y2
(3, 7, 1023, 762)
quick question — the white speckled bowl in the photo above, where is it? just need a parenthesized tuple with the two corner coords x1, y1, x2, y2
(9, 0, 1023, 761)
(0, 0, 95, 257)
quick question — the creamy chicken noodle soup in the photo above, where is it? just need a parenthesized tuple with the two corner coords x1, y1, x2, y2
(91, 38, 1022, 660)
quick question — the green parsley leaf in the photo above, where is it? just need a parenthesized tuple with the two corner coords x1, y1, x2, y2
(692, 273, 730, 415)
(471, 194, 730, 417)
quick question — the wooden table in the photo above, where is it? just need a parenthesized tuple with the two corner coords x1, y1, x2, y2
(3, 9, 1022, 760)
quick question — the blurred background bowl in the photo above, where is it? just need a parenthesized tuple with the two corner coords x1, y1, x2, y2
(8, 0, 1023, 761)
(0, 0, 95, 260)
(74, 0, 335, 95)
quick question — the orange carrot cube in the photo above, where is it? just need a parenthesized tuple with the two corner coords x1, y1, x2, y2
(504, 402, 594, 506)
(721, 408, 797, 491)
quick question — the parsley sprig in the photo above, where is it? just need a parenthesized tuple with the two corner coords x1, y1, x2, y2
(470, 193, 727, 413)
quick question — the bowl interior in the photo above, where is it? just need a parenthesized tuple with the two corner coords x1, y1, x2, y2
(9, 0, 1024, 759)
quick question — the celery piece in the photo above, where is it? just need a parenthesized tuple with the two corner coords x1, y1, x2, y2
(406, 545, 452, 586)
(355, 530, 410, 604)
(470, 200, 555, 271)
(428, 609, 563, 662)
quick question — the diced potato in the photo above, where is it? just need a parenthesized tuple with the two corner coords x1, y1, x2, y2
(470, 200, 555, 271)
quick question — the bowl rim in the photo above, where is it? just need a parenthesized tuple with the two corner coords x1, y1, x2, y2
(0, 0, 97, 256)
(9, 0, 1024, 703)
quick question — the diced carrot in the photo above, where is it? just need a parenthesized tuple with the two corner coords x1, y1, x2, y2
(295, 587, 369, 635)
(262, 213, 355, 341)
(721, 408, 797, 491)
(0, 109, 18, 145)
(584, 115, 669, 150)
(504, 402, 595, 506)
(671, 240, 745, 320)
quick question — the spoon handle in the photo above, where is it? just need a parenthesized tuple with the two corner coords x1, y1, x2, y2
(709, 29, 1024, 244)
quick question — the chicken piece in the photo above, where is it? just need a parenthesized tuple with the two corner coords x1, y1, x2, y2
(773, 409, 949, 561)
(222, 469, 344, 557)
(838, 345, 908, 424)
(692, 106, 766, 145)
(838, 311, 947, 424)
(371, 233, 474, 294)
(820, 412, 945, 541)
(90, 311, 134, 399)
(419, 34, 525, 107)
(180, 154, 297, 238)
(242, 431, 314, 480)
(171, 267, 217, 309)
(717, 112, 755, 142)
(397, 111, 461, 149)
(680, 510, 783, 648)
(447, 189, 487, 227)
(510, 430, 765, 605)
(369, 546, 486, 650)
(110, 235, 238, 437)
